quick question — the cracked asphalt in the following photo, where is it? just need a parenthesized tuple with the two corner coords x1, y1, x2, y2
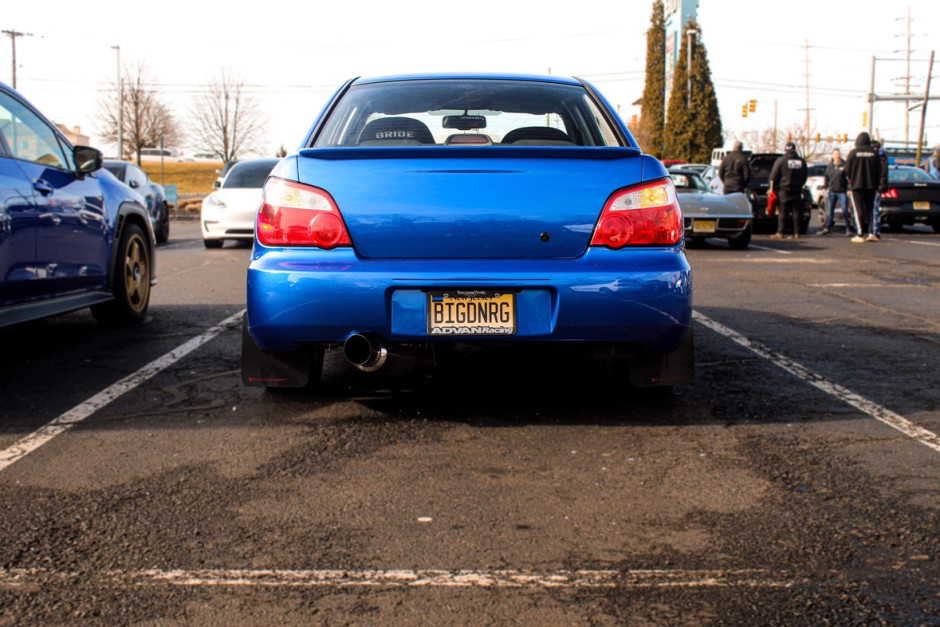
(0, 221, 937, 625)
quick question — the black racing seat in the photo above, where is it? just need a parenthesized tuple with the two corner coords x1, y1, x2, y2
(357, 117, 436, 146)
(501, 126, 574, 145)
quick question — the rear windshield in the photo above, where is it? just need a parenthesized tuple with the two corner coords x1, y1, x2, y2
(888, 167, 933, 183)
(222, 160, 278, 188)
(313, 79, 624, 148)
(749, 157, 779, 179)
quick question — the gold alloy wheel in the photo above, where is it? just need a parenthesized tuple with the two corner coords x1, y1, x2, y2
(123, 232, 150, 314)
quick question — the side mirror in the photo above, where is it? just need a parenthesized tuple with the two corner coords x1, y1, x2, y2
(128, 179, 140, 189)
(73, 146, 102, 175)
(212, 180, 221, 190)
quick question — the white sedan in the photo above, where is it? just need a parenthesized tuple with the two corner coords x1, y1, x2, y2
(201, 158, 279, 248)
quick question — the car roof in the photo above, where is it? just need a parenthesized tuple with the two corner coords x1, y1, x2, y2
(352, 73, 583, 87)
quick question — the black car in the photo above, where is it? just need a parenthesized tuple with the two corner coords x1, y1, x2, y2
(879, 166, 940, 233)
(103, 160, 170, 243)
(744, 153, 812, 235)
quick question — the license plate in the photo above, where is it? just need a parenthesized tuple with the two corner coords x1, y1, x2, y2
(692, 219, 717, 233)
(914, 201, 930, 210)
(427, 290, 515, 335)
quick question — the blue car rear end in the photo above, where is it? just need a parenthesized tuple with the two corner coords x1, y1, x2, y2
(243, 75, 693, 390)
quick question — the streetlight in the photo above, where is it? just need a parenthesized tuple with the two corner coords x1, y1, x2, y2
(111, 45, 123, 159)
(686, 29, 698, 108)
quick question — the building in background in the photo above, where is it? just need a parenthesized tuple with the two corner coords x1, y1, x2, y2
(664, 0, 699, 108)
(56, 124, 89, 146)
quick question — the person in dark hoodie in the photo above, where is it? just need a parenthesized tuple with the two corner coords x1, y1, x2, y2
(768, 142, 807, 239)
(846, 132, 884, 242)
(718, 141, 750, 194)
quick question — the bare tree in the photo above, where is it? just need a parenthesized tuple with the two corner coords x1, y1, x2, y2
(734, 124, 845, 163)
(97, 62, 181, 163)
(190, 70, 267, 163)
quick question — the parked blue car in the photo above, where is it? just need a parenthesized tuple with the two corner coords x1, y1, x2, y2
(0, 82, 155, 327)
(103, 160, 170, 243)
(242, 74, 692, 390)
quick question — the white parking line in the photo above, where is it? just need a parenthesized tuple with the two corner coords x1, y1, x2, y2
(693, 311, 940, 453)
(905, 240, 940, 248)
(0, 567, 811, 590)
(0, 310, 245, 473)
(746, 244, 792, 254)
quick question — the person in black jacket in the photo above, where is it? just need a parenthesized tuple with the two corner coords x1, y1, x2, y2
(846, 132, 883, 242)
(769, 142, 808, 239)
(818, 148, 851, 235)
(718, 141, 750, 194)
(871, 140, 888, 238)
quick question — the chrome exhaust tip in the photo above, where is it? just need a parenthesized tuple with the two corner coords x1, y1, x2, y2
(343, 333, 388, 372)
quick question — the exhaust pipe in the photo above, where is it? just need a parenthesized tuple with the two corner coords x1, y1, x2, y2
(343, 333, 388, 372)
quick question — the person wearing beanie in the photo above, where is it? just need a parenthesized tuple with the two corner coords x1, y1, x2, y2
(768, 142, 808, 239)
(845, 132, 883, 242)
(718, 141, 751, 194)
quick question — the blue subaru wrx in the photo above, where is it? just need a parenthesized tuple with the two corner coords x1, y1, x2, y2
(242, 74, 692, 390)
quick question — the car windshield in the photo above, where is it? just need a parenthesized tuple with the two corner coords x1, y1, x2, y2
(670, 172, 709, 192)
(104, 164, 123, 178)
(888, 167, 933, 183)
(313, 79, 623, 148)
(222, 160, 277, 188)
(807, 164, 827, 176)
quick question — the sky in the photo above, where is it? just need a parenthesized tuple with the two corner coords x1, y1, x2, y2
(2, 0, 939, 158)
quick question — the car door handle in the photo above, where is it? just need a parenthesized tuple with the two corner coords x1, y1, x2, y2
(33, 179, 54, 196)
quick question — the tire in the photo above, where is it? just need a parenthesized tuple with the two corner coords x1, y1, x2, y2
(91, 222, 151, 325)
(203, 238, 223, 249)
(727, 224, 752, 250)
(155, 203, 170, 244)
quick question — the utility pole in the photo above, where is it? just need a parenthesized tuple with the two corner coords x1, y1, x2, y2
(773, 100, 778, 152)
(915, 50, 934, 168)
(804, 39, 811, 152)
(111, 45, 123, 160)
(904, 6, 911, 145)
(686, 29, 698, 107)
(2, 29, 34, 89)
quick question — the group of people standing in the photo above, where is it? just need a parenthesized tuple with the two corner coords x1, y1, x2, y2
(819, 132, 887, 242)
(718, 133, 890, 243)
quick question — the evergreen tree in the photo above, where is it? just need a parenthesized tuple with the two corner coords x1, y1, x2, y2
(637, 0, 666, 158)
(663, 18, 723, 163)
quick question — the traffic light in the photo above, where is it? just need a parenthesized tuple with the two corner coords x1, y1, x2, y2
(748, 99, 756, 113)
(741, 104, 748, 118)
(862, 111, 868, 126)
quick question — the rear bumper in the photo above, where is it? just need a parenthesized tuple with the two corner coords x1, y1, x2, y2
(684, 216, 751, 238)
(247, 246, 692, 354)
(879, 202, 939, 223)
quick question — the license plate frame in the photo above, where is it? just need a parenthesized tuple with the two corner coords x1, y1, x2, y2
(427, 290, 516, 336)
(692, 219, 717, 234)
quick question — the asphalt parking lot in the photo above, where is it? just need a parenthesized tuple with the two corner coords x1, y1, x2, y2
(0, 220, 937, 625)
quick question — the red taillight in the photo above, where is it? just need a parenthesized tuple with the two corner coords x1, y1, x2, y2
(881, 188, 898, 199)
(590, 178, 683, 247)
(257, 178, 351, 248)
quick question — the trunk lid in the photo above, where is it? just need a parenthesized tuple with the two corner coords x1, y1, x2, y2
(294, 148, 648, 259)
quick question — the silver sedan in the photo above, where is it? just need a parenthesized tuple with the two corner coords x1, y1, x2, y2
(670, 169, 753, 249)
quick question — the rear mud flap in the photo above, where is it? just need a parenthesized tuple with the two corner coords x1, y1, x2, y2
(629, 326, 694, 387)
(241, 315, 311, 388)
